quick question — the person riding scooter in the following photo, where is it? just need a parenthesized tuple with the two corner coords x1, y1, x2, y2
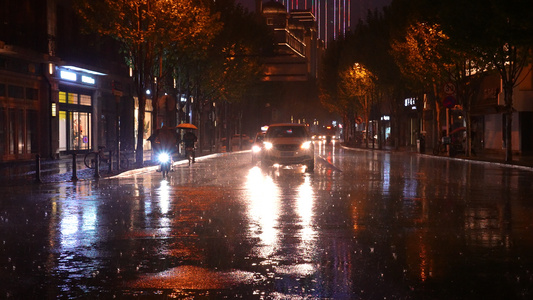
(148, 125, 179, 172)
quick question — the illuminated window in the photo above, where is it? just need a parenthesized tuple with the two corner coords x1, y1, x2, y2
(68, 93, 77, 104)
(59, 91, 67, 103)
(80, 95, 91, 106)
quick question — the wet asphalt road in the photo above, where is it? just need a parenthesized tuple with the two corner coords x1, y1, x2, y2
(1, 141, 533, 299)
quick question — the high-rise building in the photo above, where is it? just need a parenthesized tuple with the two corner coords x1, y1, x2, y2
(246, 0, 390, 46)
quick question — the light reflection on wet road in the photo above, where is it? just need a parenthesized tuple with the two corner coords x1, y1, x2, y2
(2, 142, 533, 299)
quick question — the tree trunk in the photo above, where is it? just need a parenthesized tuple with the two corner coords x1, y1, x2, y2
(465, 110, 472, 157)
(432, 83, 441, 150)
(135, 93, 146, 168)
(504, 84, 513, 163)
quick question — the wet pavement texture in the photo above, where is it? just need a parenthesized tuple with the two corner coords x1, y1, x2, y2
(1, 142, 533, 299)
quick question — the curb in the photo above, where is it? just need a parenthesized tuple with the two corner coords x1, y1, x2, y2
(340, 144, 533, 171)
(107, 151, 247, 179)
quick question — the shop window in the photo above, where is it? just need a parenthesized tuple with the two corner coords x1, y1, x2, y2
(0, 84, 5, 97)
(17, 109, 23, 154)
(80, 94, 91, 106)
(58, 89, 93, 152)
(68, 93, 77, 104)
(59, 91, 67, 103)
(70, 111, 91, 150)
(134, 96, 153, 151)
(8, 85, 24, 99)
(9, 109, 15, 154)
(26, 88, 38, 101)
(0, 108, 4, 156)
(59, 111, 67, 151)
(27, 110, 38, 153)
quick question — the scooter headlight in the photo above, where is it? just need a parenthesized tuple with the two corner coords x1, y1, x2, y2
(252, 145, 262, 153)
(158, 153, 170, 163)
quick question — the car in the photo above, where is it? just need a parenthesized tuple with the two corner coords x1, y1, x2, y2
(251, 132, 266, 163)
(261, 123, 315, 171)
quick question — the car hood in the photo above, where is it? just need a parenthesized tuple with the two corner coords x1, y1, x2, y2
(264, 137, 310, 144)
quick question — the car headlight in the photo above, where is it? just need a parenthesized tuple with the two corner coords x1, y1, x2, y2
(301, 141, 312, 150)
(252, 145, 262, 153)
(263, 142, 273, 150)
(158, 152, 170, 163)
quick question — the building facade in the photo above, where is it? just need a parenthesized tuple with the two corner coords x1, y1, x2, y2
(0, 0, 135, 162)
(253, 1, 326, 127)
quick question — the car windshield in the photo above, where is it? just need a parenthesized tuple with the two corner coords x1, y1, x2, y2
(266, 126, 307, 138)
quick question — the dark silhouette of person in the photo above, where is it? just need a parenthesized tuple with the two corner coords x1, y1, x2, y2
(148, 125, 179, 155)
(182, 129, 197, 162)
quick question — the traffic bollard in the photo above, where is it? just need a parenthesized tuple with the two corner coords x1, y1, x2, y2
(109, 150, 113, 172)
(35, 154, 42, 183)
(71, 153, 78, 181)
(94, 154, 100, 178)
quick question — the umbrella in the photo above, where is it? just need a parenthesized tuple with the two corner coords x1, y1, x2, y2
(176, 123, 198, 130)
(449, 126, 466, 136)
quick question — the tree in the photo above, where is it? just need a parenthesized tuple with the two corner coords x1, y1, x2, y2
(319, 36, 359, 143)
(340, 63, 377, 147)
(438, 0, 533, 162)
(76, 0, 217, 167)
(391, 22, 452, 148)
(173, 0, 273, 151)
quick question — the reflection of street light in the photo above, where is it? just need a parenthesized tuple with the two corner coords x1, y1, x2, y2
(296, 175, 315, 243)
(157, 180, 171, 236)
(245, 167, 280, 257)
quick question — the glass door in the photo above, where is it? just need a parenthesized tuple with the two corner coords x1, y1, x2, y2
(69, 112, 91, 151)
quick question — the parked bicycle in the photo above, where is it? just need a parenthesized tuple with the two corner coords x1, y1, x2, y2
(433, 139, 448, 156)
(433, 136, 464, 157)
(84, 146, 130, 171)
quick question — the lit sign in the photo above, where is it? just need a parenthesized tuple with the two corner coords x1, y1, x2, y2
(60, 70, 77, 82)
(51, 103, 57, 117)
(81, 76, 95, 85)
(381, 115, 390, 121)
(404, 97, 417, 110)
(404, 98, 416, 106)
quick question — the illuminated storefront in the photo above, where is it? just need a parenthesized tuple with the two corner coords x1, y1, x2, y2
(134, 96, 153, 152)
(55, 67, 103, 154)
(57, 91, 92, 151)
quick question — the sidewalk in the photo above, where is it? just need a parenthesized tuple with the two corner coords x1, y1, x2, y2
(343, 143, 533, 171)
(0, 153, 159, 186)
